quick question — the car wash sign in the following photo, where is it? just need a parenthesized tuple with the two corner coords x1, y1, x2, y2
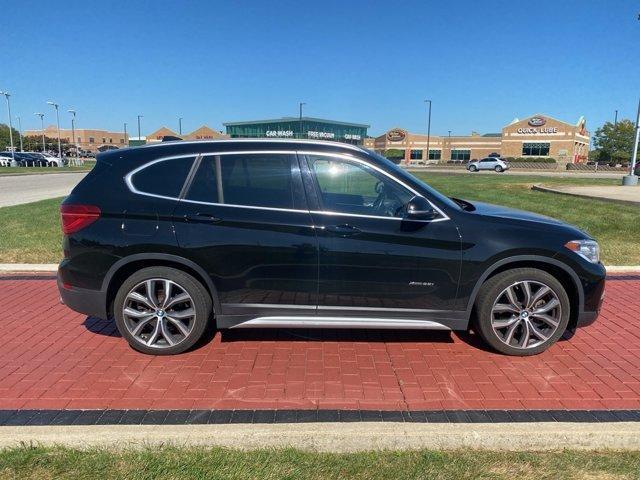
(517, 117, 558, 134)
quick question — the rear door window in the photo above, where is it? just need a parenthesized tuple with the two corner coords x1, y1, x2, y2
(186, 153, 297, 209)
(131, 157, 195, 198)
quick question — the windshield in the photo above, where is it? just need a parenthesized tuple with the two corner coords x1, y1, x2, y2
(365, 150, 462, 211)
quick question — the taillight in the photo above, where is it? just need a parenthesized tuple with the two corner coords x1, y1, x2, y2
(60, 204, 101, 234)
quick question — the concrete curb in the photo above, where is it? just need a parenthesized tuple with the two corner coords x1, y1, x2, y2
(0, 264, 58, 272)
(1, 264, 639, 274)
(1, 422, 640, 451)
(532, 183, 640, 207)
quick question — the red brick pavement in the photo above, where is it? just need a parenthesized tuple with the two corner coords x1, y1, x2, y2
(1, 275, 639, 411)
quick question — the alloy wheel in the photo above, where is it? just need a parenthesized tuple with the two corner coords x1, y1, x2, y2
(490, 280, 562, 350)
(122, 278, 196, 349)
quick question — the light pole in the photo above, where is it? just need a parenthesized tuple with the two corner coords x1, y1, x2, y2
(179, 117, 183, 136)
(623, 98, 640, 186)
(16, 115, 23, 152)
(34, 113, 45, 152)
(424, 100, 432, 165)
(0, 91, 17, 166)
(614, 110, 618, 126)
(137, 115, 143, 142)
(299, 102, 306, 139)
(46, 101, 62, 164)
(68, 110, 78, 166)
(124, 122, 128, 146)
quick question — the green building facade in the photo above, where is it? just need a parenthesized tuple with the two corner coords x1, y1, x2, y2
(223, 117, 369, 145)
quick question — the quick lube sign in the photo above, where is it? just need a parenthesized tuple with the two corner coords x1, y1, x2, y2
(516, 117, 558, 134)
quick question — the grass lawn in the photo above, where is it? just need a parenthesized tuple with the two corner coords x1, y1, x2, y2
(0, 173, 637, 264)
(0, 197, 62, 263)
(0, 162, 94, 176)
(1, 446, 639, 479)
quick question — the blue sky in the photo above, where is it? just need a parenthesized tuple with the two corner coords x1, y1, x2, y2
(1, 0, 638, 136)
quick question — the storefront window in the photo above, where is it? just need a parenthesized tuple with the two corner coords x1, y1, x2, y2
(410, 149, 423, 160)
(428, 149, 441, 160)
(451, 149, 470, 161)
(522, 142, 550, 156)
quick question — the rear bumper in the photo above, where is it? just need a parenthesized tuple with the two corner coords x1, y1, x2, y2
(57, 276, 108, 319)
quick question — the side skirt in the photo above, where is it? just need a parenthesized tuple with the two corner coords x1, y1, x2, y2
(217, 313, 469, 331)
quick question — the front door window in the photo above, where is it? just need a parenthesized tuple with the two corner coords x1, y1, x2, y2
(308, 155, 413, 218)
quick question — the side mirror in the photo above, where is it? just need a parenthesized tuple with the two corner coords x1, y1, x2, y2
(405, 196, 438, 221)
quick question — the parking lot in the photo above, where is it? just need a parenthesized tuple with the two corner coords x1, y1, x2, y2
(1, 272, 638, 413)
(0, 172, 87, 207)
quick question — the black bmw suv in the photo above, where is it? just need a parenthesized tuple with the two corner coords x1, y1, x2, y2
(58, 139, 605, 356)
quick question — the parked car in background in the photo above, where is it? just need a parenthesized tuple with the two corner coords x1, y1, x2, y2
(28, 152, 63, 167)
(0, 153, 12, 166)
(467, 157, 509, 172)
(58, 139, 605, 357)
(12, 152, 42, 166)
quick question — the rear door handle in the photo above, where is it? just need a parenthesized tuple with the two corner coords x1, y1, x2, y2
(184, 213, 222, 223)
(325, 224, 361, 237)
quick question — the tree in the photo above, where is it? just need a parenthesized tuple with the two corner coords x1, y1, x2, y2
(592, 119, 635, 162)
(0, 123, 20, 151)
(23, 135, 69, 153)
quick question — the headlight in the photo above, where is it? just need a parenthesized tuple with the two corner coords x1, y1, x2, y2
(565, 240, 600, 263)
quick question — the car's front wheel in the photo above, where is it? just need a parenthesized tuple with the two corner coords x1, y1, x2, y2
(474, 268, 570, 356)
(468, 165, 478, 172)
(114, 266, 212, 355)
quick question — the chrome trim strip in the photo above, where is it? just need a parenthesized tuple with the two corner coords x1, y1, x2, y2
(230, 316, 451, 330)
(124, 149, 449, 223)
(318, 305, 446, 313)
(225, 303, 446, 313)
(224, 303, 316, 310)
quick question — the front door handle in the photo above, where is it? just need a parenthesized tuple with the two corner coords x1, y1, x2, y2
(184, 213, 222, 223)
(325, 224, 361, 237)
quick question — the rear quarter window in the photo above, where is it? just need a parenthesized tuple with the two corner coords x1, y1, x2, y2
(130, 157, 195, 198)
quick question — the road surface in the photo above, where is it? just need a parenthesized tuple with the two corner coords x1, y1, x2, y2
(0, 172, 87, 207)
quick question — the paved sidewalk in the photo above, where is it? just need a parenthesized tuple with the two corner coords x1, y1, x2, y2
(1, 274, 639, 411)
(2, 422, 640, 451)
(533, 184, 640, 206)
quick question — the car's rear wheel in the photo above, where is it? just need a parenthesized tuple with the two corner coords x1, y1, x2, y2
(495, 165, 503, 172)
(474, 268, 570, 356)
(114, 266, 212, 355)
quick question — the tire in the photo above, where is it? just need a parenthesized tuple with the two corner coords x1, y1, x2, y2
(113, 266, 212, 355)
(495, 165, 503, 172)
(469, 165, 477, 172)
(474, 268, 570, 356)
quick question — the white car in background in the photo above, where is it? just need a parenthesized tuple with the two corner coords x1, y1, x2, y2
(467, 157, 509, 173)
(0, 153, 13, 167)
(30, 152, 63, 167)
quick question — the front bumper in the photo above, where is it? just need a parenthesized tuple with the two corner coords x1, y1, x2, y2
(57, 276, 108, 319)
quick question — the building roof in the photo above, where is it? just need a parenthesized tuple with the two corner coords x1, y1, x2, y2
(223, 116, 370, 129)
(147, 126, 179, 139)
(184, 125, 228, 140)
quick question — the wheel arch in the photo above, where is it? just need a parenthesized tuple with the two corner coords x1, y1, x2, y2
(103, 253, 221, 322)
(466, 255, 584, 330)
